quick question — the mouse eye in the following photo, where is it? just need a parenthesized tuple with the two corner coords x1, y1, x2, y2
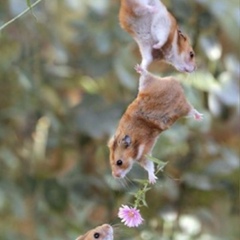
(190, 51, 195, 59)
(116, 160, 123, 166)
(94, 232, 100, 239)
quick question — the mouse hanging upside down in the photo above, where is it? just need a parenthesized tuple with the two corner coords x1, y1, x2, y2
(119, 0, 196, 72)
(108, 65, 203, 184)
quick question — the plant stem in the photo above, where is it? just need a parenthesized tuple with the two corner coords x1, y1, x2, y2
(133, 161, 167, 208)
(0, 0, 43, 31)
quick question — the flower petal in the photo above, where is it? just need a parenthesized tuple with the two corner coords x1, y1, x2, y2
(118, 205, 144, 228)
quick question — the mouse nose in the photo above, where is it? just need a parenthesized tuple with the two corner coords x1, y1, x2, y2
(102, 224, 111, 229)
(112, 171, 121, 178)
(184, 64, 196, 73)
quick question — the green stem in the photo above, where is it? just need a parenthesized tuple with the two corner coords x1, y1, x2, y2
(0, 0, 43, 31)
(133, 161, 167, 208)
(134, 182, 148, 208)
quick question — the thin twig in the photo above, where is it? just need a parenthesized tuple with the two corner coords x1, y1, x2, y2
(0, 0, 43, 31)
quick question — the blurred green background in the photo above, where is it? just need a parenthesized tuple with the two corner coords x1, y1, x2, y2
(0, 0, 239, 239)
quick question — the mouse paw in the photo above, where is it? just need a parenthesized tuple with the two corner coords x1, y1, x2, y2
(134, 64, 145, 75)
(142, 159, 157, 184)
(193, 110, 203, 121)
(149, 174, 158, 184)
(194, 112, 204, 121)
(188, 109, 203, 121)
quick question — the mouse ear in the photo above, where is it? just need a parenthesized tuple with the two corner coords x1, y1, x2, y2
(122, 135, 131, 148)
(107, 136, 114, 147)
(178, 29, 187, 41)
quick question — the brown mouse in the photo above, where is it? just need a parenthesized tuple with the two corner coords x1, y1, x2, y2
(108, 65, 202, 184)
(75, 224, 113, 240)
(119, 0, 196, 72)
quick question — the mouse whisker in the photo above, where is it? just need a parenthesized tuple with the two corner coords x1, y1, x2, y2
(118, 178, 128, 189)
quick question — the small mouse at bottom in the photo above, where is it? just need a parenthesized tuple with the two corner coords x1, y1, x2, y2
(75, 224, 113, 240)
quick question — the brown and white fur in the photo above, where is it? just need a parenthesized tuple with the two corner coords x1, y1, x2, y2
(108, 65, 202, 184)
(119, 0, 196, 72)
(76, 224, 113, 240)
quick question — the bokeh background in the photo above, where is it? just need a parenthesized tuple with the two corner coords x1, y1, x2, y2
(0, 0, 239, 239)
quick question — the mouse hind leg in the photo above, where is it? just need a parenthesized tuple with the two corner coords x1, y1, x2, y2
(152, 28, 170, 49)
(139, 158, 157, 184)
(188, 108, 203, 121)
(133, 1, 157, 16)
(152, 18, 171, 49)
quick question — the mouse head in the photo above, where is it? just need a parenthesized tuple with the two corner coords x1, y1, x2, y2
(108, 133, 137, 179)
(174, 30, 196, 73)
(76, 224, 113, 240)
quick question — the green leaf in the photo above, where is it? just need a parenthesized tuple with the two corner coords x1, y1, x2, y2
(142, 187, 152, 193)
(146, 155, 168, 167)
(133, 179, 149, 185)
(142, 199, 148, 208)
(128, 192, 136, 197)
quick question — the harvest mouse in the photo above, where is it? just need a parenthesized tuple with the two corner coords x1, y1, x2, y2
(119, 0, 196, 72)
(108, 65, 202, 184)
(75, 224, 113, 240)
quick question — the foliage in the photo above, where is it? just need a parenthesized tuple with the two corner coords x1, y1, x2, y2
(0, 0, 239, 239)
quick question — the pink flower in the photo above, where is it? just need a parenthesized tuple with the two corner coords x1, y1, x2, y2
(118, 205, 144, 228)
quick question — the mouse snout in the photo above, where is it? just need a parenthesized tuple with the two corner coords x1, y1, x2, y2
(103, 224, 111, 228)
(187, 65, 196, 73)
(103, 224, 113, 232)
(101, 224, 111, 230)
(182, 62, 196, 73)
(112, 171, 121, 178)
